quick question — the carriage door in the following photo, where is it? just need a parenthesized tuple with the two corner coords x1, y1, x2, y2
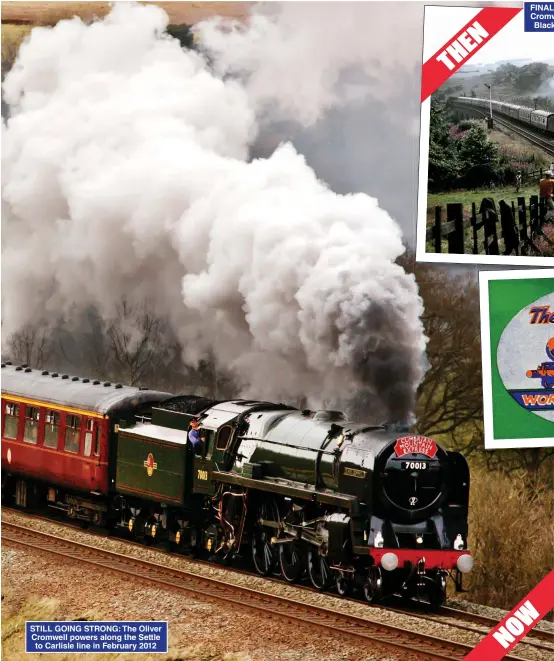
(192, 428, 216, 495)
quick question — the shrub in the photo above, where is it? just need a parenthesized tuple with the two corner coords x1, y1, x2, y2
(457, 120, 477, 132)
(461, 468, 554, 613)
(457, 124, 500, 188)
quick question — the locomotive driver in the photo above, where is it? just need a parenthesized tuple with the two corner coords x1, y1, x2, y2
(188, 419, 203, 455)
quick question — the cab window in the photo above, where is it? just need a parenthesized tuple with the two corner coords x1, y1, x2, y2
(216, 425, 233, 451)
(44, 411, 61, 449)
(24, 406, 40, 444)
(64, 414, 81, 453)
(3, 402, 20, 439)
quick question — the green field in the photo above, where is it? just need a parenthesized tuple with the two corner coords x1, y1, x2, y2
(426, 184, 553, 255)
(427, 184, 538, 224)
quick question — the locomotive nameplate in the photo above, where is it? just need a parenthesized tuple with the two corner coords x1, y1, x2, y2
(394, 436, 437, 458)
(343, 467, 366, 479)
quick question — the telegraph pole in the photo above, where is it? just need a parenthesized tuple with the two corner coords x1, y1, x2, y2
(484, 83, 492, 118)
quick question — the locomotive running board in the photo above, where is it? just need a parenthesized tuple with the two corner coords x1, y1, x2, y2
(212, 470, 358, 511)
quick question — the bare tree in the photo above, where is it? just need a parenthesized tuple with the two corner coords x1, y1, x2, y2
(4, 327, 53, 369)
(483, 447, 554, 490)
(407, 261, 484, 443)
(399, 254, 554, 487)
(105, 299, 168, 386)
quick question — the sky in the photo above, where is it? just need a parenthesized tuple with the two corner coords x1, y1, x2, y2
(423, 5, 554, 65)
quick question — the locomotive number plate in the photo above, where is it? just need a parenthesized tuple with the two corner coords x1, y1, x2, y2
(197, 469, 209, 481)
(403, 461, 428, 470)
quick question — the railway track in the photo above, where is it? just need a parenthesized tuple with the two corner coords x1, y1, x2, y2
(466, 107, 554, 157)
(388, 601, 554, 649)
(3, 520, 535, 661)
(3, 507, 553, 656)
(493, 116, 554, 158)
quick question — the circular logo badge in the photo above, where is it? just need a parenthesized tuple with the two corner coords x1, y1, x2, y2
(497, 293, 554, 423)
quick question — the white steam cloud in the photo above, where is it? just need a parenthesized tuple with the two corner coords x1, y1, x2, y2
(2, 3, 426, 421)
(197, 1, 423, 127)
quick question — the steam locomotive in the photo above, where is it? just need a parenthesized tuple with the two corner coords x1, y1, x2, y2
(1, 362, 473, 606)
(455, 96, 554, 136)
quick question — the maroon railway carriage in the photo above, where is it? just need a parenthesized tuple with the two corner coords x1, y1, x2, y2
(1, 361, 169, 522)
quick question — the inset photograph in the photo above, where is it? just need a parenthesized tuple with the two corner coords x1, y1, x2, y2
(417, 5, 554, 265)
(480, 269, 554, 449)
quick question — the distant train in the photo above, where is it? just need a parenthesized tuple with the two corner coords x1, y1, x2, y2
(455, 96, 554, 136)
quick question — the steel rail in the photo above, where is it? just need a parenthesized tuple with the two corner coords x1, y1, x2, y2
(436, 605, 554, 646)
(491, 116, 554, 158)
(3, 507, 552, 653)
(385, 601, 554, 651)
(3, 521, 533, 661)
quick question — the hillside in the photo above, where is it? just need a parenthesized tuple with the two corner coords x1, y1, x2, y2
(1, 2, 252, 72)
(0, 1, 251, 26)
(439, 61, 554, 112)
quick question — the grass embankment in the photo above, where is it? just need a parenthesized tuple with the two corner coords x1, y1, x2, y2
(458, 467, 554, 614)
(427, 184, 538, 218)
(1, 596, 252, 661)
(488, 125, 552, 167)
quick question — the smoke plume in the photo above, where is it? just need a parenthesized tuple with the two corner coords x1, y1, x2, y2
(196, 2, 423, 127)
(2, 3, 426, 422)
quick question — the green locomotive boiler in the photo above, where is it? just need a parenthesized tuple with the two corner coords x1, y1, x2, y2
(111, 394, 473, 605)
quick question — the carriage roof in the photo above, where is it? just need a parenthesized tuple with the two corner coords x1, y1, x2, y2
(0, 362, 170, 416)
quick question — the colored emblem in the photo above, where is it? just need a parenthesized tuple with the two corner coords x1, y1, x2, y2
(394, 436, 438, 458)
(498, 294, 554, 423)
(525, 337, 554, 389)
(7, 448, 12, 464)
(143, 453, 158, 477)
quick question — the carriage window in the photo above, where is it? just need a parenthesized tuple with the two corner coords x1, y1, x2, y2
(3, 403, 20, 439)
(44, 411, 61, 449)
(84, 419, 96, 457)
(24, 406, 40, 444)
(64, 414, 81, 453)
(216, 426, 233, 450)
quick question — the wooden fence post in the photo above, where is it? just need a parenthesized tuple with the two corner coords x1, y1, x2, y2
(480, 199, 499, 255)
(471, 202, 478, 254)
(499, 200, 518, 255)
(446, 203, 465, 254)
(529, 195, 539, 236)
(511, 201, 519, 255)
(517, 196, 527, 254)
(434, 206, 442, 253)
